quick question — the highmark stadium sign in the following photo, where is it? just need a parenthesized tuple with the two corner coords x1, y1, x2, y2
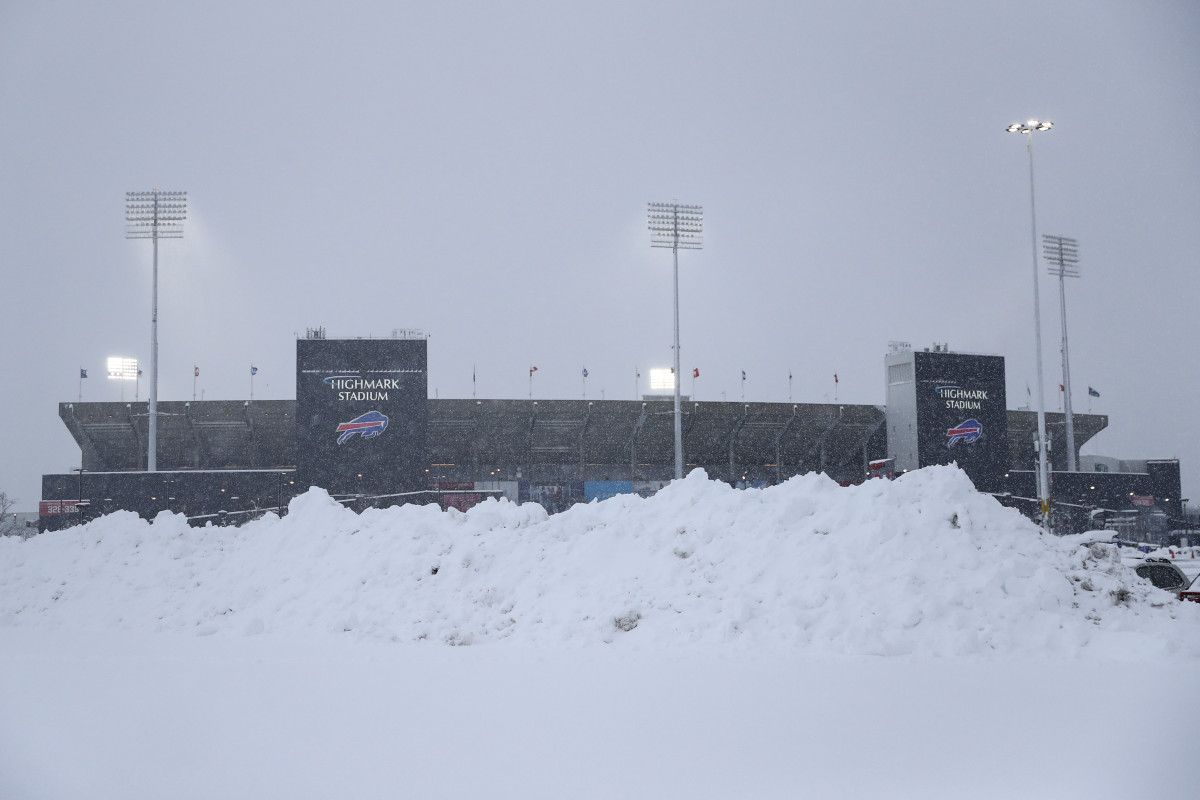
(913, 351, 1008, 493)
(296, 337, 428, 495)
(936, 385, 989, 411)
(322, 373, 422, 401)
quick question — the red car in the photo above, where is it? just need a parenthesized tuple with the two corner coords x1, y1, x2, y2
(1181, 580, 1200, 604)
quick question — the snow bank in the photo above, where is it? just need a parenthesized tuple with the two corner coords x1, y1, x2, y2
(3, 466, 1197, 659)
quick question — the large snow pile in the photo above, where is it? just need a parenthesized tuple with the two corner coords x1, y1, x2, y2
(3, 466, 1197, 659)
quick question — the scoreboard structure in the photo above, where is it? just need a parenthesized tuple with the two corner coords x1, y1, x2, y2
(296, 335, 428, 496)
(885, 345, 1009, 493)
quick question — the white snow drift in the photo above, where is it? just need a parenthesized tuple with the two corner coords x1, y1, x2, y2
(2, 465, 1197, 660)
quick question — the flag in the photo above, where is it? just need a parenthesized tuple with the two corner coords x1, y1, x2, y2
(741, 370, 746, 381)
(789, 371, 792, 380)
(137, 369, 143, 377)
(582, 368, 588, 378)
(1088, 387, 1100, 398)
(251, 365, 258, 376)
(1059, 384, 1064, 392)
(529, 366, 538, 376)
(693, 368, 699, 378)
(80, 368, 87, 379)
(194, 366, 199, 378)
(834, 373, 838, 384)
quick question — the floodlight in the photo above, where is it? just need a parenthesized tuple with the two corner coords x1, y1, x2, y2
(1043, 234, 1079, 279)
(106, 357, 138, 381)
(126, 189, 187, 472)
(1006, 121, 1053, 530)
(1044, 234, 1081, 472)
(1007, 120, 1053, 135)
(649, 368, 676, 391)
(648, 201, 704, 481)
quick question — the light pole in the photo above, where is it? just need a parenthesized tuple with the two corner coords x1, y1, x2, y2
(1044, 234, 1080, 471)
(71, 467, 86, 527)
(126, 190, 186, 473)
(649, 201, 703, 481)
(1006, 120, 1053, 532)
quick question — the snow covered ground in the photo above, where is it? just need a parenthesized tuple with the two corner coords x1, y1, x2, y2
(2, 466, 1198, 798)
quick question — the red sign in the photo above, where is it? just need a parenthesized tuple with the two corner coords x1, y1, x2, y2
(1130, 495, 1155, 507)
(39, 500, 88, 516)
(443, 493, 483, 512)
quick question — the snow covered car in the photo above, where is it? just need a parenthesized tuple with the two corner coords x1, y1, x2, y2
(1134, 558, 1194, 600)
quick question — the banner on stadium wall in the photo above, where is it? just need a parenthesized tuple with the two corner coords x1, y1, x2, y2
(913, 351, 1009, 493)
(39, 500, 86, 516)
(518, 482, 584, 513)
(585, 481, 634, 503)
(296, 338, 427, 496)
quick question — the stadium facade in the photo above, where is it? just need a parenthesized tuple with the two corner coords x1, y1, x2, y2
(40, 334, 1182, 537)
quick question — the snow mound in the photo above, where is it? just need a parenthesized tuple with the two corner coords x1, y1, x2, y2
(2, 466, 1197, 659)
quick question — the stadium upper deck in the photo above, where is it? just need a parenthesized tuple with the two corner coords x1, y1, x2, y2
(57, 398, 1106, 486)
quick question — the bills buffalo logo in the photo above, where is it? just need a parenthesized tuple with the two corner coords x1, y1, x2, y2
(335, 411, 389, 445)
(946, 418, 982, 446)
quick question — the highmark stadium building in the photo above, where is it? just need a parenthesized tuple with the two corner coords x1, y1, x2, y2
(40, 333, 1183, 539)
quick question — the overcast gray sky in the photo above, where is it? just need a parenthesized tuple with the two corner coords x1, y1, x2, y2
(2, 0, 1197, 509)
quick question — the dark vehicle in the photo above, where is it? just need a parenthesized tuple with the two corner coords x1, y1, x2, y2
(1134, 557, 1194, 600)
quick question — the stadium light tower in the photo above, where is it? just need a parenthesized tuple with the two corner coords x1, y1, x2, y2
(126, 190, 186, 473)
(106, 356, 138, 402)
(649, 201, 702, 481)
(1044, 234, 1080, 472)
(1006, 120, 1052, 532)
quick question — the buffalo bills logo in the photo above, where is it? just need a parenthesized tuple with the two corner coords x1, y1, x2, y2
(335, 411, 389, 444)
(946, 418, 982, 446)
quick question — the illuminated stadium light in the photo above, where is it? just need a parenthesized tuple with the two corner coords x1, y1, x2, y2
(106, 357, 138, 381)
(648, 368, 676, 392)
(1006, 120, 1053, 134)
(649, 201, 703, 481)
(1006, 120, 1052, 531)
(1044, 234, 1080, 472)
(126, 190, 187, 473)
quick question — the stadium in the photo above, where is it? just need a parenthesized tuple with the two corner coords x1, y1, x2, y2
(40, 332, 1181, 538)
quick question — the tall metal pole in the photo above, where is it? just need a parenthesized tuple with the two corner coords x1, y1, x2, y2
(649, 202, 703, 482)
(1007, 121, 1052, 532)
(1058, 268, 1072, 469)
(1044, 234, 1080, 472)
(672, 233, 682, 480)
(126, 190, 186, 474)
(150, 196, 159, 472)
